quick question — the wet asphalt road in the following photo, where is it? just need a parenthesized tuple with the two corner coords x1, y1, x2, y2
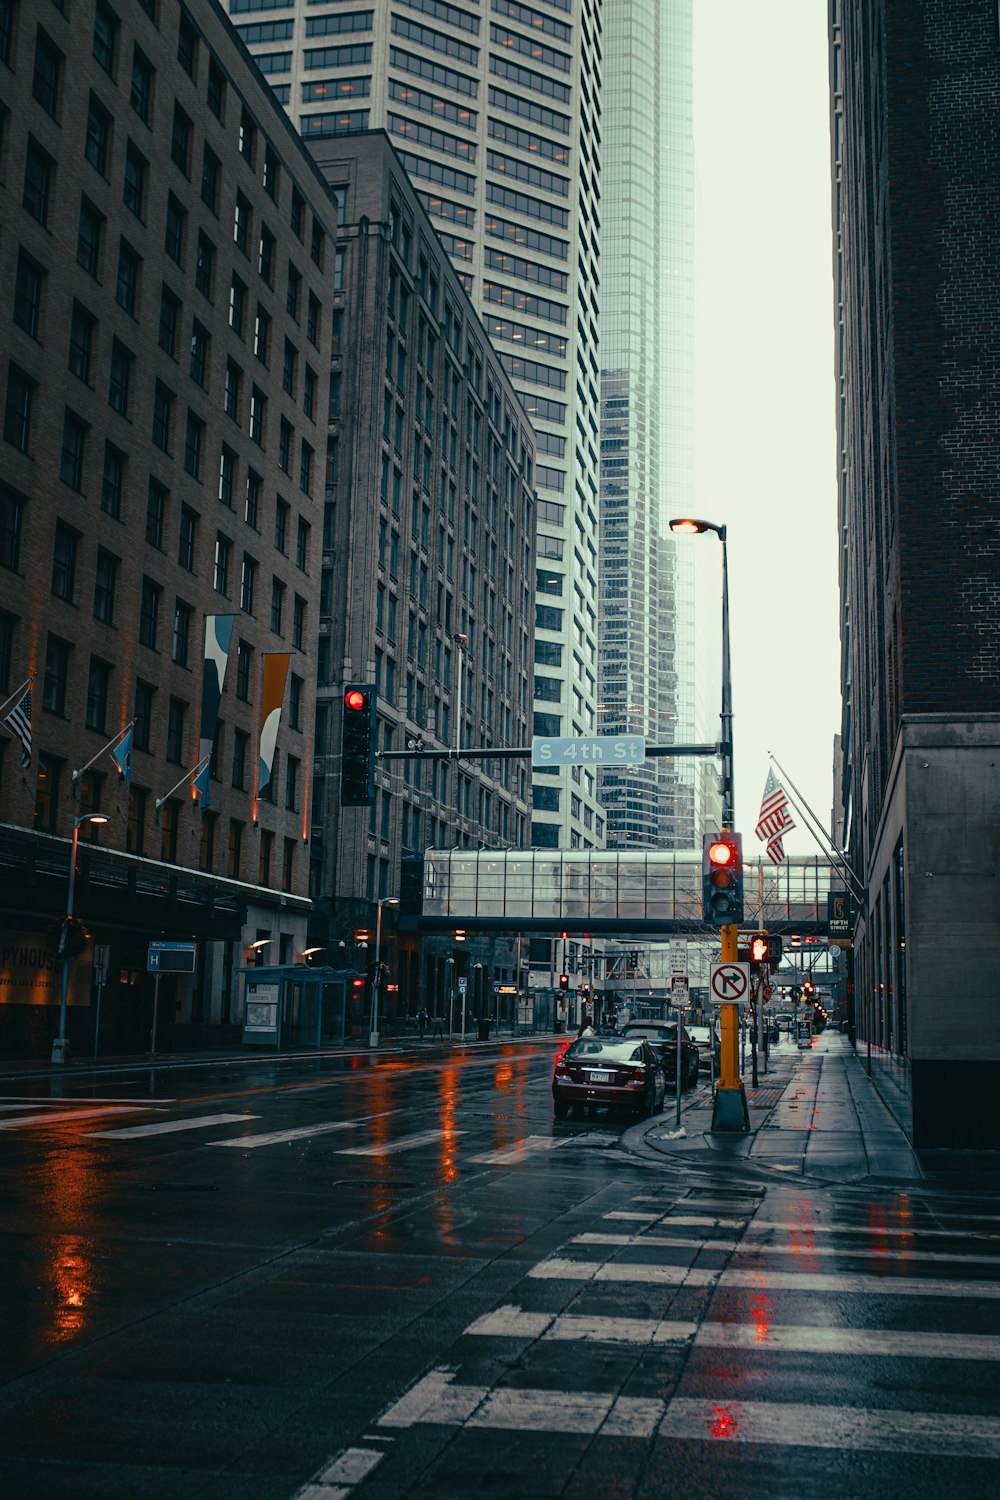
(1, 1040, 999, 1499)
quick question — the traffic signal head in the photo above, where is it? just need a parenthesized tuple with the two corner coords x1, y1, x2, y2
(340, 684, 377, 805)
(702, 831, 744, 927)
(803, 977, 815, 998)
(559, 973, 569, 991)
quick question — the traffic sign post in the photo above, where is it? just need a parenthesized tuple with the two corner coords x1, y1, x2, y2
(147, 941, 197, 1056)
(712, 921, 751, 1134)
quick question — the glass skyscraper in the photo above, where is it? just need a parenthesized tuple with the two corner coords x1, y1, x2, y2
(598, 0, 698, 850)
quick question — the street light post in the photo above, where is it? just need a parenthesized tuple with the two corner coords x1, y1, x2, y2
(52, 812, 108, 1064)
(669, 517, 748, 1133)
(370, 897, 399, 1047)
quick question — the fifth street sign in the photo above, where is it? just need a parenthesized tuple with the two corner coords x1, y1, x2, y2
(531, 735, 645, 768)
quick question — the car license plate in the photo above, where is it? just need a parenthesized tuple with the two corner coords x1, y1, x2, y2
(587, 1070, 611, 1083)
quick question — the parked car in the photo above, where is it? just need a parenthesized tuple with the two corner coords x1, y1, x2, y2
(619, 1021, 700, 1091)
(686, 1023, 721, 1074)
(552, 1035, 665, 1119)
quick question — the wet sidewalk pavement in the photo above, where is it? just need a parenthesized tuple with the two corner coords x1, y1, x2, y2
(640, 1031, 923, 1184)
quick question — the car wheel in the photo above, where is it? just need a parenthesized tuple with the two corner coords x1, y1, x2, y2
(553, 1099, 569, 1119)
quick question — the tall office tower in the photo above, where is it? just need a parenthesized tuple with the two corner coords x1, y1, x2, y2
(832, 1, 1000, 1146)
(230, 0, 605, 853)
(0, 0, 339, 1056)
(597, 0, 696, 849)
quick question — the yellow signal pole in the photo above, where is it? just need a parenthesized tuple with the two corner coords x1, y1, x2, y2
(712, 922, 750, 1131)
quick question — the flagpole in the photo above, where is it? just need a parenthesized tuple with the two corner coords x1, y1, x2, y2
(71, 719, 136, 790)
(767, 752, 866, 903)
(0, 674, 33, 720)
(154, 754, 210, 820)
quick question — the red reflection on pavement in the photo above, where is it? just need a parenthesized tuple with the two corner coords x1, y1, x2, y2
(709, 1405, 739, 1438)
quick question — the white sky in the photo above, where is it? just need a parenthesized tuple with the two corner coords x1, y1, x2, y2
(692, 0, 841, 856)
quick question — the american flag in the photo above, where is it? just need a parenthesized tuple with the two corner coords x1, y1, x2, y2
(755, 767, 795, 864)
(3, 685, 32, 769)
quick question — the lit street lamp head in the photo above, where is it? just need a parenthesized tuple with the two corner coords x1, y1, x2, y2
(668, 517, 725, 541)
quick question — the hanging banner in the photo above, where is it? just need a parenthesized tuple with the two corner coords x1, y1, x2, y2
(195, 615, 236, 808)
(258, 653, 291, 797)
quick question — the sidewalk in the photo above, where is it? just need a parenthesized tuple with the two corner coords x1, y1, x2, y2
(640, 1031, 924, 1183)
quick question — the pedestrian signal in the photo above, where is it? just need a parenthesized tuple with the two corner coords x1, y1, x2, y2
(748, 933, 782, 967)
(702, 832, 744, 927)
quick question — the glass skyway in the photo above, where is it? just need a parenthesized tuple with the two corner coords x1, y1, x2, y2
(419, 849, 837, 936)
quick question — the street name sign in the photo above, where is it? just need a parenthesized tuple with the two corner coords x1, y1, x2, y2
(531, 735, 645, 768)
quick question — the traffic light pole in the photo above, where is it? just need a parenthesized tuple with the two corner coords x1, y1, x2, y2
(713, 923, 750, 1131)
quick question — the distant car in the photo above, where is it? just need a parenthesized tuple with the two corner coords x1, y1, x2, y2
(552, 1035, 665, 1119)
(686, 1024, 721, 1074)
(619, 1021, 700, 1091)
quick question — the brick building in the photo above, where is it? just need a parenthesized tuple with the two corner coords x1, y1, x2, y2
(831, 1, 1000, 1144)
(0, 0, 338, 1055)
(304, 130, 536, 1021)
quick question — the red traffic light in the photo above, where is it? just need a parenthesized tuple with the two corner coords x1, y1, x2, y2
(559, 973, 569, 991)
(344, 688, 367, 712)
(707, 839, 735, 867)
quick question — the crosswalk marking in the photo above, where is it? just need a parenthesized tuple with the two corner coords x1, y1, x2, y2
(379, 1371, 1000, 1454)
(295, 1445, 385, 1500)
(469, 1134, 573, 1164)
(465, 1305, 697, 1345)
(338, 1128, 465, 1156)
(574, 1229, 1000, 1267)
(210, 1118, 373, 1148)
(86, 1113, 258, 1140)
(0, 1106, 143, 1131)
(748, 1216, 1000, 1244)
(660, 1397, 1000, 1459)
(529, 1255, 1000, 1298)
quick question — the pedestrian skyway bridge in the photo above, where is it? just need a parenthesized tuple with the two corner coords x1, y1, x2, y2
(416, 849, 838, 937)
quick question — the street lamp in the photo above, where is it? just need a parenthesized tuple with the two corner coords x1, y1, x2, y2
(370, 897, 399, 1047)
(297, 946, 325, 963)
(51, 812, 108, 1064)
(668, 517, 734, 828)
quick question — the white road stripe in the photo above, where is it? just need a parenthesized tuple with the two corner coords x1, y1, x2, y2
(465, 1305, 698, 1345)
(211, 1118, 371, 1148)
(0, 1095, 174, 1104)
(339, 1128, 464, 1156)
(660, 1397, 1000, 1458)
(0, 1106, 142, 1131)
(378, 1372, 1000, 1455)
(574, 1230, 1000, 1268)
(748, 1217, 1000, 1244)
(694, 1323, 1000, 1361)
(86, 1113, 257, 1140)
(469, 1134, 572, 1164)
(294, 1444, 385, 1498)
(529, 1257, 1000, 1298)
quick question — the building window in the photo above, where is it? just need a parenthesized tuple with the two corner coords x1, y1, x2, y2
(108, 341, 133, 415)
(270, 576, 285, 633)
(230, 276, 246, 337)
(77, 199, 104, 278)
(101, 444, 125, 518)
(254, 305, 271, 364)
(227, 819, 243, 879)
(139, 577, 160, 649)
(151, 382, 174, 451)
(249, 386, 266, 445)
(241, 554, 257, 613)
(23, 140, 53, 226)
(224, 359, 242, 421)
(4, 366, 36, 454)
(292, 594, 305, 650)
(116, 240, 140, 315)
(93, 547, 117, 624)
(234, 191, 251, 254)
(158, 286, 179, 358)
(183, 411, 204, 479)
(126, 786, 147, 855)
(133, 679, 154, 752)
(68, 303, 94, 382)
(296, 518, 310, 571)
(274, 498, 288, 553)
(51, 522, 78, 602)
(208, 58, 225, 120)
(258, 829, 273, 886)
(60, 411, 87, 491)
(178, 504, 197, 570)
(34, 754, 62, 833)
(289, 673, 302, 730)
(164, 194, 186, 265)
(166, 695, 186, 763)
(172, 599, 191, 665)
(258, 227, 275, 286)
(43, 634, 70, 715)
(285, 755, 298, 812)
(245, 468, 260, 528)
(146, 480, 166, 548)
(236, 640, 252, 701)
(195, 232, 215, 298)
(219, 445, 236, 507)
(93, 2, 118, 75)
(86, 656, 111, 733)
(85, 96, 111, 175)
(232, 728, 248, 790)
(214, 533, 231, 594)
(131, 49, 154, 122)
(123, 144, 147, 218)
(177, 10, 198, 78)
(33, 32, 62, 118)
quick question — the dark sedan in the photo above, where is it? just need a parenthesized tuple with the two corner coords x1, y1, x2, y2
(619, 1021, 701, 1090)
(552, 1036, 665, 1119)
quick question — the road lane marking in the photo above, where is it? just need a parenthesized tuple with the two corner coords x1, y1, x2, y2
(86, 1113, 258, 1139)
(211, 1118, 373, 1148)
(464, 1305, 698, 1345)
(660, 1397, 1000, 1458)
(294, 1444, 385, 1500)
(573, 1232, 740, 1252)
(528, 1258, 698, 1286)
(378, 1369, 661, 1437)
(339, 1128, 465, 1156)
(573, 1230, 1000, 1268)
(748, 1217, 1000, 1244)
(693, 1323, 1000, 1361)
(0, 1096, 173, 1106)
(0, 1106, 143, 1130)
(468, 1134, 573, 1164)
(528, 1256, 1000, 1298)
